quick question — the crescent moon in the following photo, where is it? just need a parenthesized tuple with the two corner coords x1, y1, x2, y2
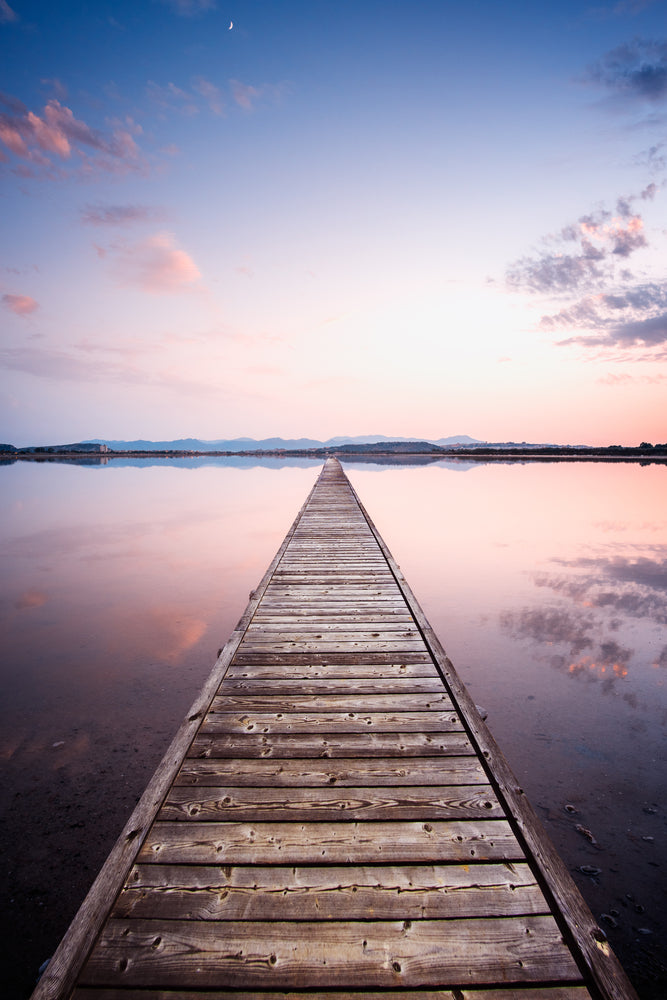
(229, 20, 233, 29)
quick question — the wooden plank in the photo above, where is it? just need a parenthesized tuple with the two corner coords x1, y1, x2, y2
(188, 732, 474, 758)
(249, 614, 417, 623)
(74, 988, 593, 1000)
(160, 784, 503, 821)
(115, 862, 547, 921)
(210, 694, 452, 713)
(236, 644, 428, 654)
(79, 916, 581, 989)
(218, 677, 446, 694)
(138, 819, 522, 864)
(246, 620, 418, 630)
(224, 661, 439, 679)
(243, 629, 423, 640)
(200, 711, 463, 733)
(231, 652, 437, 664)
(177, 756, 483, 784)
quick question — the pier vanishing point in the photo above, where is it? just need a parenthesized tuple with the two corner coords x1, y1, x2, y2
(33, 458, 637, 999)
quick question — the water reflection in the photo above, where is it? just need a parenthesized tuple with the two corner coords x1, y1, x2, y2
(344, 460, 666, 997)
(535, 552, 667, 624)
(1, 458, 665, 998)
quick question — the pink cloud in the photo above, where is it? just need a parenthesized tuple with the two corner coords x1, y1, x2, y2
(0, 94, 146, 177)
(111, 231, 202, 293)
(2, 293, 39, 316)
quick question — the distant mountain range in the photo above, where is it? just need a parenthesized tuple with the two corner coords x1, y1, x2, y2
(83, 434, 484, 452)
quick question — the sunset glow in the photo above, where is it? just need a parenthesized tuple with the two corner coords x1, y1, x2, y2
(1, 1, 666, 446)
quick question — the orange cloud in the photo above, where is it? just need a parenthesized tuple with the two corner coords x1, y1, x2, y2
(15, 589, 48, 609)
(2, 293, 38, 316)
(111, 231, 202, 293)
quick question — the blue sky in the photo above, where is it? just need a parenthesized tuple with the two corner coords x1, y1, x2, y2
(1, 0, 666, 445)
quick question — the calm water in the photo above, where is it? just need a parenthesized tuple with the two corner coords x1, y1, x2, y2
(1, 457, 665, 997)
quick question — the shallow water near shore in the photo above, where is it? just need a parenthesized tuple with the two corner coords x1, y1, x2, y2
(1, 457, 665, 998)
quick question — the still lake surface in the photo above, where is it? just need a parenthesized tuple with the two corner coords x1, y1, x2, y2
(1, 456, 665, 997)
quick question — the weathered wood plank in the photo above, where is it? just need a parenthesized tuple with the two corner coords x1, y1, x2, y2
(160, 784, 503, 821)
(116, 862, 547, 921)
(138, 820, 522, 864)
(224, 661, 439, 679)
(218, 677, 446, 694)
(188, 732, 474, 758)
(246, 620, 418, 631)
(177, 756, 483, 784)
(74, 989, 593, 1000)
(231, 652, 438, 665)
(200, 711, 463, 733)
(210, 694, 452, 713)
(243, 629, 423, 641)
(79, 916, 581, 989)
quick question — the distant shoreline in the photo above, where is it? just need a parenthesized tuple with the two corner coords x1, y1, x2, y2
(5, 446, 667, 465)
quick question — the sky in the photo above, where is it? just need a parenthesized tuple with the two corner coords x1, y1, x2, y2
(1, 0, 667, 447)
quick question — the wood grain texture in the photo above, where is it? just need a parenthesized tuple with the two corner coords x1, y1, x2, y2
(116, 862, 547, 921)
(74, 989, 593, 1000)
(138, 819, 522, 864)
(176, 756, 483, 784)
(160, 784, 503, 821)
(200, 711, 463, 734)
(218, 676, 446, 694)
(188, 732, 474, 758)
(79, 916, 581, 989)
(210, 693, 452, 712)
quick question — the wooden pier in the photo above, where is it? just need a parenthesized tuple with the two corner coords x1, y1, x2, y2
(34, 459, 637, 999)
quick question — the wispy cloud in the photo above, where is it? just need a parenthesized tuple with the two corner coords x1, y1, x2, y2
(506, 189, 653, 295)
(0, 0, 18, 23)
(0, 344, 217, 397)
(542, 282, 667, 347)
(109, 231, 202, 293)
(146, 81, 200, 116)
(586, 2, 661, 22)
(506, 182, 667, 352)
(230, 79, 262, 111)
(0, 94, 146, 178)
(584, 38, 667, 102)
(40, 78, 68, 101)
(2, 293, 39, 316)
(81, 204, 164, 226)
(147, 77, 287, 119)
(598, 369, 667, 383)
(192, 77, 224, 115)
(159, 0, 216, 16)
(230, 79, 288, 111)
